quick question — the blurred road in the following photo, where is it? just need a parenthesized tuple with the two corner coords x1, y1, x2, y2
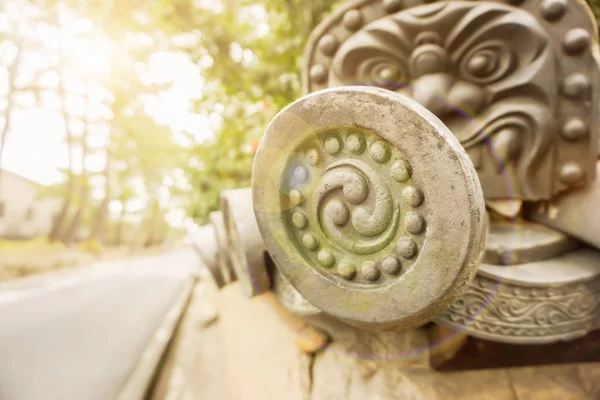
(0, 248, 199, 400)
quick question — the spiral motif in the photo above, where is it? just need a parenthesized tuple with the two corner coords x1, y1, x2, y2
(314, 160, 400, 255)
(281, 127, 427, 285)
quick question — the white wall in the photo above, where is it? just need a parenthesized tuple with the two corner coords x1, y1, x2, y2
(0, 170, 61, 239)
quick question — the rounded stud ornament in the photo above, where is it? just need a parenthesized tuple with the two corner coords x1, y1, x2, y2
(561, 118, 588, 141)
(561, 73, 591, 99)
(319, 35, 339, 56)
(310, 64, 328, 84)
(381, 255, 402, 275)
(343, 9, 363, 31)
(541, 0, 567, 21)
(559, 162, 584, 185)
(562, 29, 591, 55)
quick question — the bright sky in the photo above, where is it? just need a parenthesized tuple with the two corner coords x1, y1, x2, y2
(0, 1, 270, 227)
(0, 0, 218, 182)
(0, 1, 218, 227)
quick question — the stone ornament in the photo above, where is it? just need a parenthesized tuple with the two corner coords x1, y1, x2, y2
(270, 256, 322, 317)
(303, 0, 600, 200)
(484, 219, 578, 266)
(209, 211, 237, 285)
(192, 224, 225, 288)
(528, 161, 600, 250)
(252, 87, 486, 328)
(220, 188, 271, 298)
(436, 248, 600, 344)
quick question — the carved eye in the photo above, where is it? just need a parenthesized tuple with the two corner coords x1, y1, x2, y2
(459, 41, 514, 84)
(467, 50, 498, 77)
(356, 57, 408, 88)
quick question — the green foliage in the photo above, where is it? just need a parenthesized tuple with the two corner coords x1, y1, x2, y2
(78, 238, 104, 255)
(588, 0, 600, 22)
(175, 0, 343, 223)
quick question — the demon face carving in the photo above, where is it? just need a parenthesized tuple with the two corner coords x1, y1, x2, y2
(328, 2, 557, 200)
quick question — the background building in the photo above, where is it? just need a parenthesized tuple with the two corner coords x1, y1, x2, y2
(0, 170, 61, 239)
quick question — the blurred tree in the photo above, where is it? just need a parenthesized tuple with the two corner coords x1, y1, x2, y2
(161, 0, 344, 223)
(0, 1, 54, 190)
(589, 0, 600, 26)
(33, 0, 181, 245)
(7, 0, 599, 240)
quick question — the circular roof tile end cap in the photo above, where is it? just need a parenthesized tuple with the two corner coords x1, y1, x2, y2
(220, 188, 271, 298)
(252, 86, 486, 329)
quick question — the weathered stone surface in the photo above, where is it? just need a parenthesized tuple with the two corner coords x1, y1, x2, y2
(486, 199, 523, 219)
(437, 247, 600, 344)
(216, 282, 600, 399)
(485, 219, 578, 265)
(209, 211, 236, 285)
(270, 258, 322, 317)
(190, 224, 225, 288)
(150, 281, 227, 400)
(528, 161, 600, 249)
(253, 86, 486, 329)
(303, 0, 600, 200)
(220, 188, 270, 297)
(428, 324, 468, 370)
(217, 284, 315, 400)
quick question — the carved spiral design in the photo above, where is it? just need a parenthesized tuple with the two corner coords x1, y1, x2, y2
(315, 160, 400, 255)
(282, 127, 427, 285)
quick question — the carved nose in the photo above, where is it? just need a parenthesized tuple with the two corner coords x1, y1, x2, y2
(411, 73, 454, 117)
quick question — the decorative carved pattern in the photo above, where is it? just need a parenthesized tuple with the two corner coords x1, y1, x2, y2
(436, 273, 600, 343)
(253, 87, 486, 328)
(304, 0, 600, 200)
(283, 126, 426, 284)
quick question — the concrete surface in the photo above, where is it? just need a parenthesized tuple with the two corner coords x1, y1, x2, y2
(0, 248, 199, 400)
(150, 280, 228, 400)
